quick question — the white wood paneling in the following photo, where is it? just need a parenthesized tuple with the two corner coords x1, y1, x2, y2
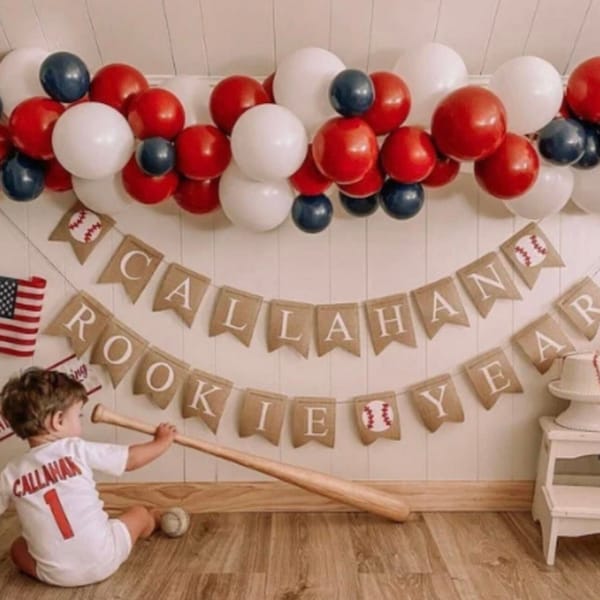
(330, 0, 372, 70)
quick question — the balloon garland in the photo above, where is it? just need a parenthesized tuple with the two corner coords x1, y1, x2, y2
(1, 44, 600, 232)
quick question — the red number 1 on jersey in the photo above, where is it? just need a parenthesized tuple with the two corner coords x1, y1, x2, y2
(43, 489, 74, 539)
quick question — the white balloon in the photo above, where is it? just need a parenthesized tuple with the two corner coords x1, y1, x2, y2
(504, 162, 573, 220)
(572, 167, 600, 214)
(489, 56, 563, 135)
(393, 42, 468, 127)
(219, 162, 294, 231)
(52, 102, 134, 180)
(0, 47, 49, 116)
(273, 47, 345, 135)
(161, 75, 212, 127)
(231, 104, 307, 182)
(72, 173, 134, 215)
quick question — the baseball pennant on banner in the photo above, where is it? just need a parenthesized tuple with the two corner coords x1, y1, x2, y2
(239, 389, 287, 446)
(409, 374, 464, 433)
(291, 397, 336, 448)
(153, 263, 210, 328)
(501, 223, 564, 289)
(44, 292, 111, 357)
(457, 252, 522, 317)
(315, 303, 360, 357)
(49, 202, 115, 265)
(267, 299, 313, 358)
(557, 277, 600, 341)
(464, 347, 522, 409)
(354, 391, 401, 445)
(513, 315, 575, 374)
(209, 286, 263, 347)
(98, 235, 164, 302)
(181, 369, 233, 433)
(412, 277, 470, 339)
(0, 413, 14, 442)
(364, 293, 416, 354)
(46, 354, 102, 396)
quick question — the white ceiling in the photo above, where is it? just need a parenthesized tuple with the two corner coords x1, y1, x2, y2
(0, 0, 597, 76)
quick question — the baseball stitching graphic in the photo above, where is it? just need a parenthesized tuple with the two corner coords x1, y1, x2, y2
(361, 400, 393, 432)
(514, 233, 547, 268)
(68, 209, 102, 244)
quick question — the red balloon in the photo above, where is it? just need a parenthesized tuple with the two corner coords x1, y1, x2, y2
(174, 177, 220, 214)
(312, 117, 378, 184)
(431, 86, 507, 161)
(89, 63, 149, 114)
(175, 125, 231, 180)
(362, 71, 411, 135)
(0, 124, 13, 165)
(122, 155, 179, 204)
(422, 152, 460, 187)
(474, 133, 539, 199)
(127, 88, 185, 140)
(338, 162, 384, 197)
(380, 126, 436, 183)
(566, 57, 600, 122)
(289, 145, 332, 195)
(263, 73, 275, 103)
(209, 75, 270, 135)
(44, 158, 72, 192)
(9, 97, 65, 160)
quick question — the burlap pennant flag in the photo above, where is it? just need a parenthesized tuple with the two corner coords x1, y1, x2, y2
(209, 286, 263, 347)
(90, 319, 148, 387)
(365, 293, 416, 354)
(557, 277, 600, 341)
(410, 374, 464, 433)
(239, 389, 287, 446)
(457, 252, 522, 317)
(181, 369, 233, 433)
(501, 223, 564, 289)
(133, 347, 189, 409)
(411, 277, 470, 339)
(44, 292, 111, 357)
(291, 396, 336, 448)
(315, 303, 360, 357)
(267, 300, 313, 358)
(513, 315, 575, 374)
(98, 235, 164, 303)
(465, 347, 523, 409)
(49, 202, 115, 265)
(153, 263, 210, 328)
(354, 391, 401, 445)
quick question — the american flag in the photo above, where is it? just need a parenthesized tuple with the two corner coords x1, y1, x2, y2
(0, 275, 46, 357)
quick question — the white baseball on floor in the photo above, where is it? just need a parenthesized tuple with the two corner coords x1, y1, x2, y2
(513, 234, 547, 268)
(361, 400, 393, 432)
(68, 209, 102, 244)
(160, 507, 190, 538)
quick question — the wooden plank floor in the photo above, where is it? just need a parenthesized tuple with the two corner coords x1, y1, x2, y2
(2, 511, 600, 599)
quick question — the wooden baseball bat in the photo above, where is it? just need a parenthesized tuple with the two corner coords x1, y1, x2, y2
(91, 403, 410, 523)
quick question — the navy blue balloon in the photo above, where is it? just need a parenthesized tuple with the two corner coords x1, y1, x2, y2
(538, 118, 586, 166)
(379, 180, 424, 220)
(292, 194, 333, 233)
(339, 191, 378, 217)
(573, 122, 600, 170)
(135, 137, 175, 176)
(40, 51, 90, 102)
(1, 153, 45, 201)
(329, 69, 375, 117)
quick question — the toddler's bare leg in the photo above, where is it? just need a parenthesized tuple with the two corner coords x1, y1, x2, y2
(10, 537, 38, 579)
(117, 506, 160, 543)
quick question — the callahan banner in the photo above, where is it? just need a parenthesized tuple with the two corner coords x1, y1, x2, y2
(364, 293, 416, 354)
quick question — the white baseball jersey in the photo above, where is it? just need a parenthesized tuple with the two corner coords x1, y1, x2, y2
(0, 437, 129, 583)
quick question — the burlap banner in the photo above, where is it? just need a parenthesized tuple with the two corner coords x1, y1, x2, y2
(557, 277, 600, 341)
(49, 202, 115, 265)
(353, 391, 400, 445)
(409, 374, 464, 433)
(98, 235, 164, 302)
(501, 223, 564, 289)
(291, 397, 336, 448)
(238, 389, 287, 446)
(153, 263, 210, 328)
(465, 347, 522, 409)
(364, 293, 416, 354)
(267, 299, 313, 358)
(209, 286, 262, 347)
(412, 277, 470, 339)
(315, 303, 360, 357)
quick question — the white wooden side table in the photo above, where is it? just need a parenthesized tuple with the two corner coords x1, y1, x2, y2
(532, 416, 600, 565)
